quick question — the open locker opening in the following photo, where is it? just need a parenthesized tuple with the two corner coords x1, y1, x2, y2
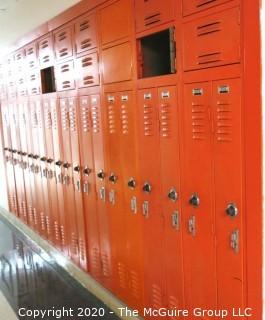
(40, 67, 56, 93)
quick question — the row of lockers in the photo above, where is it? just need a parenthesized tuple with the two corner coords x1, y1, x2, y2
(0, 0, 241, 100)
(1, 78, 244, 315)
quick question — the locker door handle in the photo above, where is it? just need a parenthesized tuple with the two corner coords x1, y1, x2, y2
(226, 203, 238, 217)
(99, 187, 106, 202)
(230, 230, 239, 253)
(83, 166, 91, 176)
(189, 193, 200, 207)
(76, 180, 81, 192)
(188, 216, 196, 236)
(172, 211, 180, 230)
(142, 201, 149, 218)
(168, 188, 178, 202)
(109, 190, 115, 205)
(128, 178, 136, 189)
(97, 170, 105, 180)
(83, 182, 89, 193)
(130, 196, 137, 214)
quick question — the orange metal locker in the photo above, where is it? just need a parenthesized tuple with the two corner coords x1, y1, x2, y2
(74, 13, 98, 54)
(54, 26, 73, 61)
(68, 97, 88, 271)
(158, 86, 184, 311)
(78, 95, 101, 278)
(182, 82, 217, 314)
(104, 92, 127, 297)
(50, 97, 69, 256)
(1, 102, 18, 215)
(182, 0, 232, 16)
(118, 91, 144, 310)
(9, 101, 28, 222)
(99, 0, 132, 45)
(60, 98, 80, 265)
(90, 95, 112, 288)
(29, 98, 46, 236)
(183, 7, 241, 71)
(43, 98, 61, 248)
(135, 0, 175, 32)
(75, 53, 100, 88)
(212, 78, 244, 311)
(137, 88, 165, 309)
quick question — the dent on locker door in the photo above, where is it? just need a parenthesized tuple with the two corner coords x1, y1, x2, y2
(212, 78, 244, 311)
(182, 82, 217, 313)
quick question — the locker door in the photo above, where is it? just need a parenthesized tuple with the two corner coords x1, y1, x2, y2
(24, 100, 38, 229)
(11, 102, 27, 222)
(182, 82, 216, 314)
(119, 91, 143, 310)
(28, 70, 41, 96)
(38, 35, 54, 68)
(68, 97, 88, 271)
(212, 79, 244, 311)
(36, 100, 53, 241)
(90, 95, 111, 288)
(158, 86, 184, 312)
(19, 100, 32, 225)
(76, 53, 99, 88)
(25, 42, 38, 70)
(78, 96, 101, 278)
(50, 97, 68, 256)
(105, 93, 127, 297)
(1, 102, 18, 215)
(75, 13, 97, 54)
(138, 89, 165, 309)
(43, 99, 61, 249)
(182, 0, 232, 16)
(60, 98, 79, 265)
(54, 26, 73, 61)
(30, 99, 46, 236)
(56, 61, 75, 91)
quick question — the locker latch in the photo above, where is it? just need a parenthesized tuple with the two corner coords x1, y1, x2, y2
(226, 203, 238, 218)
(128, 177, 136, 189)
(188, 216, 196, 236)
(142, 201, 149, 218)
(189, 193, 200, 207)
(99, 187, 106, 202)
(168, 188, 178, 202)
(142, 182, 152, 194)
(83, 182, 89, 194)
(130, 196, 137, 214)
(76, 180, 81, 192)
(63, 175, 70, 185)
(109, 173, 117, 184)
(109, 189, 115, 205)
(230, 230, 239, 253)
(172, 211, 179, 230)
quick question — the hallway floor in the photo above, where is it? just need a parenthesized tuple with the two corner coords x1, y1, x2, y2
(0, 215, 120, 320)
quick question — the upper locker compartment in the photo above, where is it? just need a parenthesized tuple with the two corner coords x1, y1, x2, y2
(74, 13, 97, 54)
(135, 0, 175, 32)
(54, 26, 73, 61)
(182, 0, 232, 16)
(38, 34, 54, 68)
(99, 0, 132, 45)
(183, 7, 240, 71)
(25, 42, 38, 70)
(14, 49, 27, 97)
(76, 53, 99, 87)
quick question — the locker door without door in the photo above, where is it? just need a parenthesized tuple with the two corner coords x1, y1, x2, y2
(118, 91, 143, 310)
(138, 88, 165, 310)
(105, 92, 127, 297)
(69, 97, 88, 271)
(78, 96, 101, 278)
(182, 82, 217, 314)
(212, 78, 244, 311)
(30, 99, 46, 236)
(1, 102, 18, 215)
(50, 97, 68, 256)
(158, 86, 184, 312)
(60, 98, 79, 265)
(36, 100, 53, 242)
(90, 94, 111, 288)
(43, 99, 61, 249)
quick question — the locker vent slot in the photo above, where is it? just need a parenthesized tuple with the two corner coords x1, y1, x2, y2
(40, 67, 56, 93)
(40, 40, 49, 49)
(91, 105, 100, 133)
(197, 0, 217, 7)
(82, 57, 93, 67)
(191, 104, 208, 140)
(81, 39, 92, 49)
(138, 28, 176, 78)
(216, 101, 232, 142)
(197, 21, 221, 36)
(27, 47, 34, 55)
(144, 12, 161, 26)
(79, 20, 89, 31)
(197, 52, 222, 65)
(59, 48, 68, 57)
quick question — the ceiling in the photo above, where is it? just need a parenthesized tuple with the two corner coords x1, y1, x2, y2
(0, 0, 82, 56)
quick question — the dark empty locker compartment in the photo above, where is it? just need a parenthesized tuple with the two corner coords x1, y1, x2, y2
(183, 7, 240, 70)
(75, 13, 97, 54)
